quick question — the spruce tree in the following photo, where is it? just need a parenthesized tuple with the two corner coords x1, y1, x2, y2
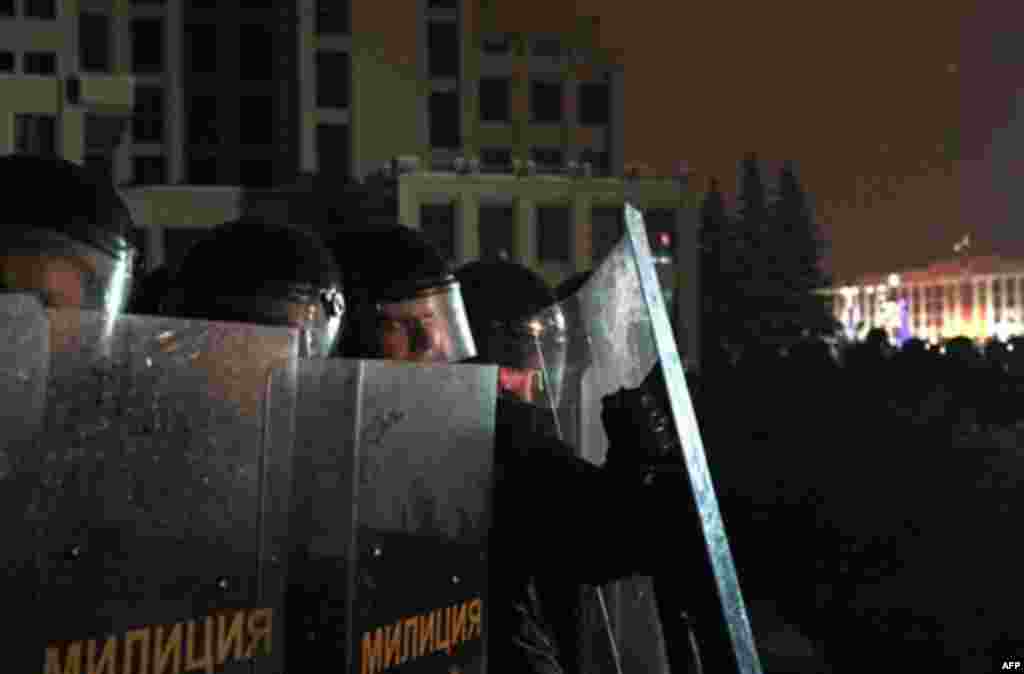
(734, 153, 776, 345)
(771, 161, 835, 338)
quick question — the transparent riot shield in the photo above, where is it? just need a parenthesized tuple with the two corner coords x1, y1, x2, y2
(0, 300, 299, 674)
(550, 204, 762, 674)
(285, 358, 496, 674)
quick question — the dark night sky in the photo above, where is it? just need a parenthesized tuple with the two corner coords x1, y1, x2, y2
(570, 1, 1023, 283)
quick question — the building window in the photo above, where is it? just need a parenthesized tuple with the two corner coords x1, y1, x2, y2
(23, 52, 56, 75)
(0, 51, 13, 72)
(317, 51, 350, 108)
(591, 206, 624, 263)
(133, 156, 166, 185)
(79, 13, 111, 73)
(481, 33, 510, 55)
(579, 82, 610, 126)
(529, 148, 564, 171)
(537, 205, 570, 263)
(239, 96, 275, 145)
(530, 80, 562, 123)
(239, 159, 275, 188)
(316, 0, 350, 34)
(0, 1, 12, 17)
(133, 86, 164, 143)
(316, 123, 350, 179)
(24, 0, 56, 19)
(531, 37, 562, 61)
(186, 155, 218, 184)
(15, 115, 56, 156)
(132, 18, 164, 74)
(239, 23, 274, 81)
(187, 96, 219, 145)
(479, 147, 511, 173)
(84, 114, 120, 155)
(185, 24, 217, 74)
(420, 204, 456, 261)
(479, 77, 510, 123)
(1008, 279, 1016, 307)
(427, 21, 459, 79)
(479, 205, 516, 261)
(429, 91, 461, 149)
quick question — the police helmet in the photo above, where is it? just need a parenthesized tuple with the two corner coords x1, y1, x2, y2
(330, 225, 476, 363)
(0, 154, 137, 314)
(164, 219, 345, 358)
(456, 259, 567, 409)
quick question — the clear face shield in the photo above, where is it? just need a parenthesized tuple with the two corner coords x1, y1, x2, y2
(0, 226, 136, 315)
(480, 303, 568, 415)
(374, 281, 478, 363)
(176, 285, 346, 359)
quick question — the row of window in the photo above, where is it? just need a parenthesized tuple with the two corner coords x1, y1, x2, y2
(0, 50, 55, 74)
(418, 204, 675, 265)
(478, 78, 610, 125)
(0, 0, 55, 19)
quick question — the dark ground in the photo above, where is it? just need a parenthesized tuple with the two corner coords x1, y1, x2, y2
(692, 337, 1024, 673)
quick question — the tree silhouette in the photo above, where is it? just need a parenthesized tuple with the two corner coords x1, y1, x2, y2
(733, 153, 775, 346)
(699, 177, 738, 369)
(770, 160, 836, 338)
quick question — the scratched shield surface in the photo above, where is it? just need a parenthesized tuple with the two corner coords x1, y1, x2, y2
(284, 359, 497, 674)
(0, 294, 50, 672)
(1, 306, 298, 674)
(548, 204, 761, 673)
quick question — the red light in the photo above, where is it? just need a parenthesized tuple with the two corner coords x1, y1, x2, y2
(658, 232, 671, 247)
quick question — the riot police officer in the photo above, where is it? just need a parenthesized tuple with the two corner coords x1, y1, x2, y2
(328, 224, 476, 363)
(162, 218, 345, 359)
(0, 154, 137, 314)
(335, 227, 703, 673)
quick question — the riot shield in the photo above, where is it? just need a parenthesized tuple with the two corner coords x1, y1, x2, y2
(285, 358, 496, 674)
(0, 297, 299, 674)
(551, 204, 762, 674)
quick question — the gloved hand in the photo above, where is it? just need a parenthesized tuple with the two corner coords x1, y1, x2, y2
(601, 362, 684, 472)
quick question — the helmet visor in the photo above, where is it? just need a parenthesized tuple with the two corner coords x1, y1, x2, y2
(476, 303, 567, 414)
(173, 287, 345, 359)
(375, 281, 477, 363)
(0, 226, 135, 315)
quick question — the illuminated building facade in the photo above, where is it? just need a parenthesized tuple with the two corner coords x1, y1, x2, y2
(831, 256, 1024, 345)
